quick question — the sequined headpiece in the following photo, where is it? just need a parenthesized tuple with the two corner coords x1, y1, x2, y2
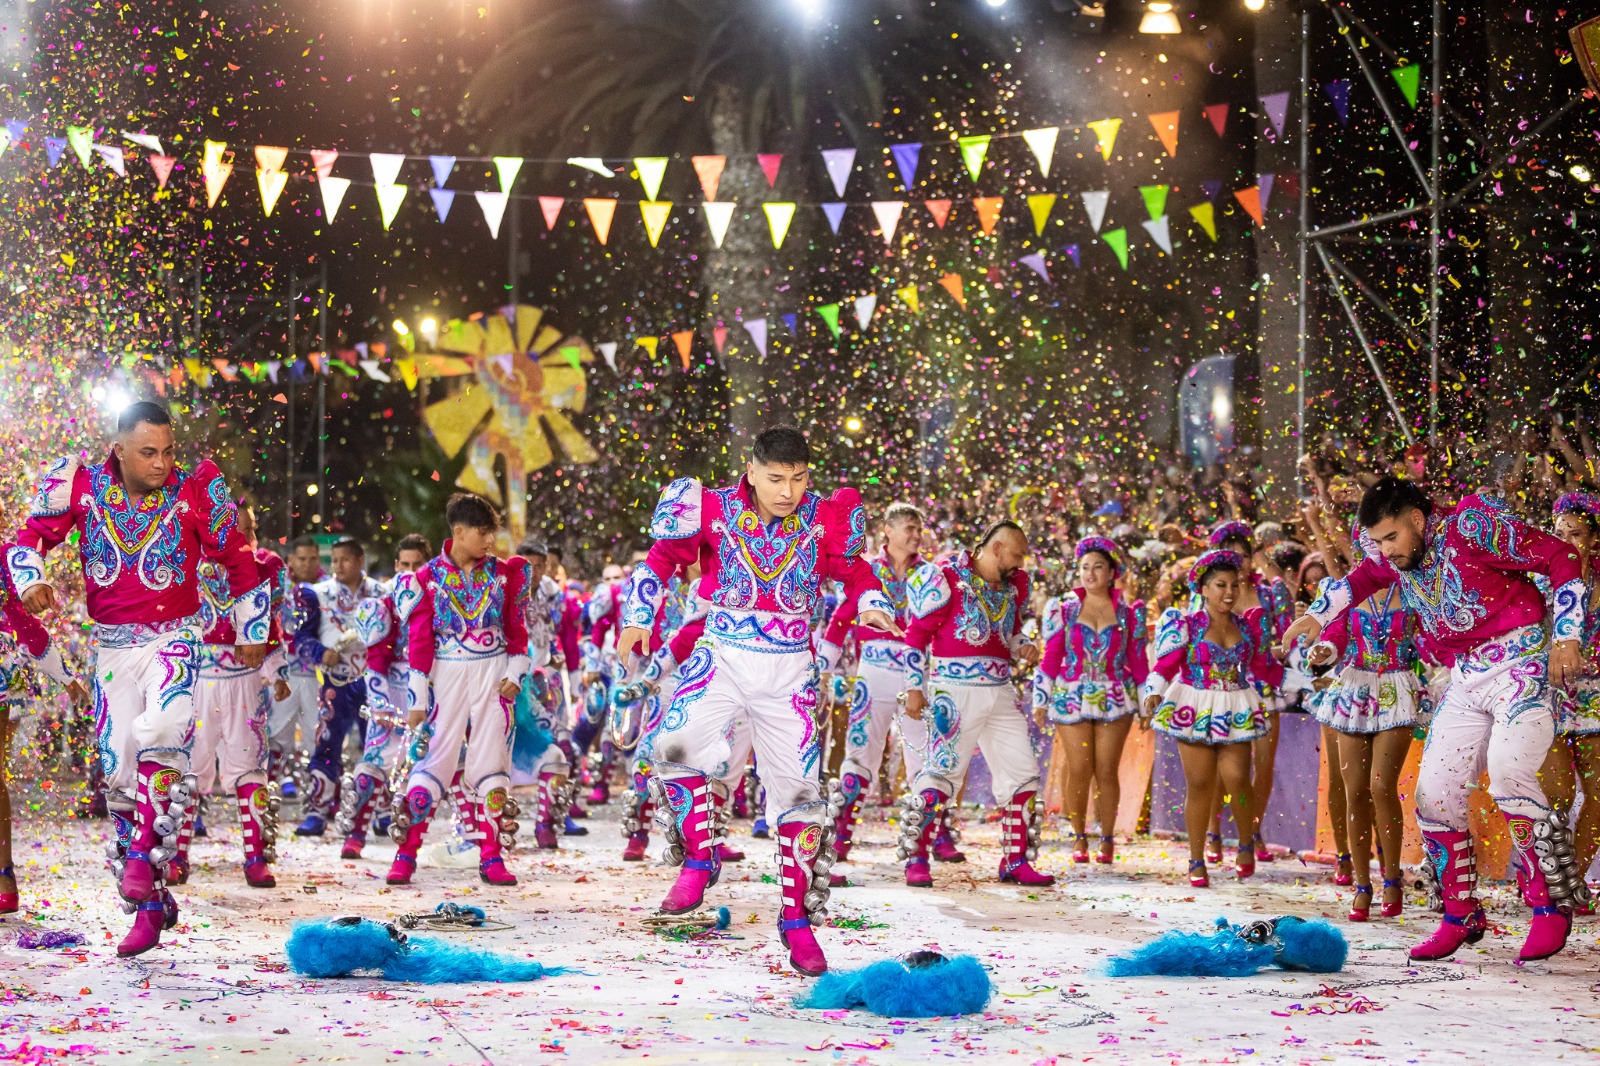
(1208, 520, 1254, 549)
(1074, 535, 1124, 577)
(1189, 549, 1244, 594)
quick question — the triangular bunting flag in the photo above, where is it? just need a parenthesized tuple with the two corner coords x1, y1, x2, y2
(396, 359, 418, 390)
(1203, 103, 1229, 138)
(896, 285, 920, 314)
(744, 318, 769, 357)
(149, 155, 176, 189)
(692, 155, 725, 201)
(713, 325, 729, 354)
(122, 131, 162, 153)
(1100, 227, 1129, 269)
(636, 336, 660, 361)
(763, 202, 796, 248)
(598, 341, 618, 371)
(203, 140, 228, 173)
(1019, 253, 1050, 283)
(320, 176, 352, 222)
(1324, 79, 1351, 125)
(429, 187, 455, 222)
(376, 183, 407, 230)
(310, 149, 339, 179)
(758, 154, 783, 187)
(821, 148, 856, 197)
(1234, 186, 1264, 227)
(853, 294, 878, 330)
(957, 134, 990, 181)
(1022, 127, 1059, 177)
(891, 143, 921, 191)
(93, 144, 125, 177)
(205, 162, 233, 207)
(870, 201, 904, 246)
(1260, 91, 1290, 139)
(1087, 118, 1121, 162)
(1063, 243, 1081, 269)
(671, 331, 693, 370)
(567, 157, 613, 178)
(1148, 111, 1181, 157)
(925, 199, 952, 228)
(4, 120, 25, 144)
(1201, 179, 1223, 201)
(1258, 173, 1275, 212)
(640, 201, 673, 247)
(781, 314, 797, 334)
(1391, 64, 1421, 108)
(1027, 193, 1057, 236)
(938, 273, 966, 310)
(257, 168, 288, 215)
(703, 202, 735, 248)
(429, 155, 455, 187)
(370, 152, 406, 187)
(973, 196, 1004, 235)
(44, 137, 66, 168)
(585, 198, 618, 244)
(493, 156, 523, 194)
(1080, 190, 1110, 232)
(1188, 201, 1218, 241)
(65, 125, 93, 168)
(634, 157, 668, 201)
(254, 145, 288, 173)
(359, 360, 392, 383)
(1139, 184, 1169, 221)
(822, 202, 848, 235)
(1141, 215, 1172, 255)
(817, 303, 841, 338)
(539, 196, 564, 230)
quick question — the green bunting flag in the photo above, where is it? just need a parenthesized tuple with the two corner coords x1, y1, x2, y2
(1391, 64, 1421, 108)
(957, 134, 991, 182)
(816, 303, 841, 337)
(1139, 184, 1169, 221)
(1100, 226, 1129, 270)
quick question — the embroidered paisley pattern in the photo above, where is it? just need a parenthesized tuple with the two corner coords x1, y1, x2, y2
(81, 464, 192, 592)
(711, 487, 821, 614)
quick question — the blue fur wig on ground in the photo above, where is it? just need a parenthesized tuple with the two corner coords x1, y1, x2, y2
(1106, 916, 1347, 977)
(795, 952, 992, 1017)
(286, 918, 565, 983)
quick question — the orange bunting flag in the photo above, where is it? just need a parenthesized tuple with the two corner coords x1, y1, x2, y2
(939, 272, 966, 310)
(671, 331, 693, 369)
(692, 155, 726, 201)
(925, 199, 952, 229)
(584, 198, 618, 244)
(973, 196, 1004, 236)
(1234, 186, 1264, 227)
(1148, 111, 1181, 157)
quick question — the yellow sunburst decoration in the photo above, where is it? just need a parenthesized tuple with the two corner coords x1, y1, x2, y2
(421, 304, 599, 540)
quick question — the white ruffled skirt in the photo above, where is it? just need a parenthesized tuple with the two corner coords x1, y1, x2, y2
(1152, 683, 1267, 745)
(1047, 677, 1138, 725)
(1311, 667, 1424, 735)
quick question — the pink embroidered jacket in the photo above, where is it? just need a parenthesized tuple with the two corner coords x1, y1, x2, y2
(0, 540, 70, 690)
(1309, 493, 1584, 666)
(622, 477, 890, 653)
(396, 545, 533, 692)
(815, 548, 919, 672)
(1142, 607, 1279, 698)
(8, 452, 270, 640)
(902, 551, 1031, 689)
(1039, 588, 1151, 691)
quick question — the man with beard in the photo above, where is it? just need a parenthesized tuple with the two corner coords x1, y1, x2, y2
(1284, 476, 1588, 962)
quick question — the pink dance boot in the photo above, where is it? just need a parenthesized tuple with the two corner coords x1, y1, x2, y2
(1409, 828, 1487, 961)
(387, 786, 435, 885)
(777, 802, 835, 976)
(622, 771, 652, 860)
(117, 897, 169, 957)
(997, 790, 1055, 887)
(535, 771, 563, 851)
(1506, 810, 1587, 962)
(0, 865, 16, 914)
(237, 782, 280, 888)
(931, 806, 966, 863)
(121, 763, 180, 906)
(712, 790, 744, 861)
(336, 770, 383, 860)
(897, 787, 945, 888)
(828, 772, 869, 861)
(653, 765, 721, 914)
(476, 787, 518, 886)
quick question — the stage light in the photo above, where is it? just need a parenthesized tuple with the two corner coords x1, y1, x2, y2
(1139, 2, 1180, 33)
(983, 0, 1008, 7)
(392, 318, 411, 336)
(419, 316, 439, 343)
(845, 416, 864, 432)
(1244, 0, 1265, 11)
(1571, 163, 1593, 183)
(96, 385, 133, 418)
(306, 483, 319, 496)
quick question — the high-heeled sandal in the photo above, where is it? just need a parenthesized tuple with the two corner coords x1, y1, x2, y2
(1333, 852, 1354, 887)
(1234, 844, 1256, 880)
(1379, 876, 1404, 918)
(1348, 883, 1373, 922)
(1071, 833, 1091, 864)
(1253, 832, 1276, 862)
(1095, 835, 1115, 865)
(1205, 832, 1224, 865)
(0, 865, 16, 915)
(1188, 859, 1210, 888)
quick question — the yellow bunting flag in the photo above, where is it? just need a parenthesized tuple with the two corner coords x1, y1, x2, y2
(763, 202, 797, 248)
(1188, 202, 1218, 241)
(1027, 193, 1057, 236)
(257, 169, 288, 216)
(636, 336, 660, 361)
(1087, 118, 1122, 162)
(896, 285, 920, 314)
(640, 201, 673, 247)
(635, 157, 669, 202)
(375, 183, 407, 230)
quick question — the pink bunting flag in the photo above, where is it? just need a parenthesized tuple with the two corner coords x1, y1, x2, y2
(1203, 103, 1228, 138)
(758, 154, 783, 188)
(148, 155, 176, 189)
(310, 149, 339, 179)
(539, 196, 563, 230)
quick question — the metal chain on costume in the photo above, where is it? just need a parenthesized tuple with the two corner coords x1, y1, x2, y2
(396, 902, 514, 933)
(1243, 963, 1466, 998)
(1056, 990, 1116, 1028)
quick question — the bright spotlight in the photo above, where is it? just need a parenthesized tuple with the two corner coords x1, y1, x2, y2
(419, 316, 439, 339)
(100, 386, 133, 417)
(1139, 1, 1181, 33)
(306, 483, 319, 496)
(983, 0, 1007, 7)
(1244, 0, 1265, 10)
(392, 318, 411, 336)
(845, 416, 864, 432)
(1571, 163, 1593, 183)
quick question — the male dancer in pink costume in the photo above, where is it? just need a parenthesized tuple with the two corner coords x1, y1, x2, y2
(1285, 476, 1589, 962)
(9, 402, 270, 955)
(387, 494, 531, 887)
(617, 427, 893, 976)
(815, 502, 923, 875)
(898, 521, 1053, 888)
(182, 501, 290, 888)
